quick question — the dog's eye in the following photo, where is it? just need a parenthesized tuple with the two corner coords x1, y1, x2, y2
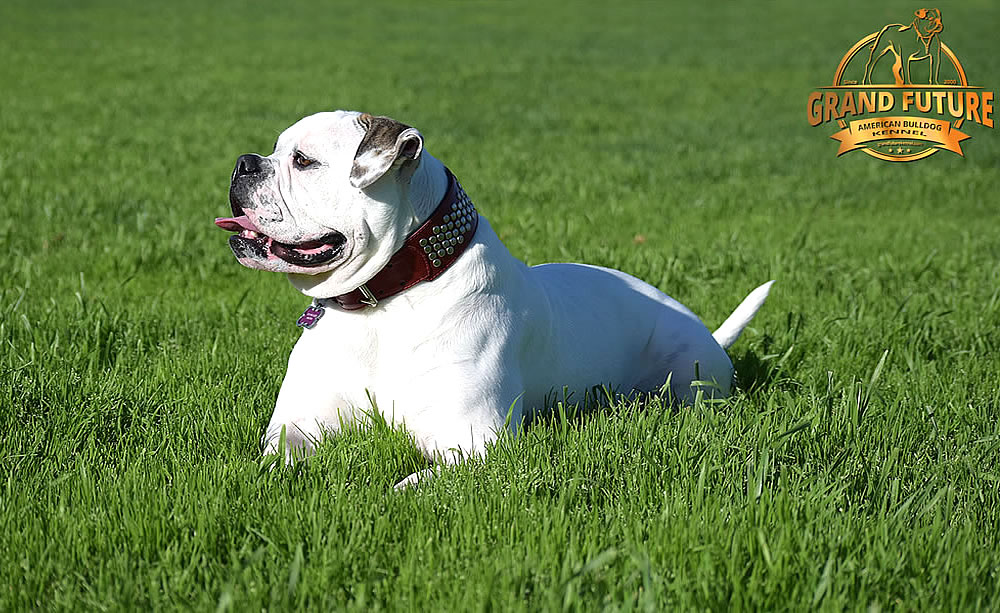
(293, 151, 317, 169)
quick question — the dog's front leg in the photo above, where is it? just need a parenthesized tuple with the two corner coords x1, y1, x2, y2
(392, 466, 444, 489)
(391, 377, 526, 490)
(261, 400, 354, 463)
(390, 438, 495, 490)
(391, 431, 505, 489)
(261, 341, 364, 464)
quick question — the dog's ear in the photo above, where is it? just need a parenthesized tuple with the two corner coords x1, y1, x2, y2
(914, 8, 928, 18)
(350, 114, 424, 189)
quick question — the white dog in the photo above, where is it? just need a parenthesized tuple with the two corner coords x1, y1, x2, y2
(215, 111, 773, 487)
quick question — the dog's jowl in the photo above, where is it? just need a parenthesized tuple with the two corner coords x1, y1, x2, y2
(215, 111, 773, 488)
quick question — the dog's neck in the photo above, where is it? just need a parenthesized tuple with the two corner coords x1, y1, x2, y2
(306, 165, 479, 313)
(406, 153, 449, 234)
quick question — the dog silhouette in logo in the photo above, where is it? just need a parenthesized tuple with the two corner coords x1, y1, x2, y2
(862, 8, 944, 85)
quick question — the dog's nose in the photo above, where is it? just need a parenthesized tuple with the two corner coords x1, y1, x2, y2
(233, 154, 263, 180)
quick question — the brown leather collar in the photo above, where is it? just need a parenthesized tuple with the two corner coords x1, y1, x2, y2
(323, 168, 479, 311)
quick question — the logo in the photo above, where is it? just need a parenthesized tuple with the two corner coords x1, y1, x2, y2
(807, 8, 994, 162)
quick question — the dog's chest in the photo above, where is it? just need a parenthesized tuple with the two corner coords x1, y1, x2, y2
(292, 302, 469, 410)
(287, 310, 377, 404)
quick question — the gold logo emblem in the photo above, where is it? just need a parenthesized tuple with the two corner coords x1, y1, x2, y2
(808, 8, 994, 162)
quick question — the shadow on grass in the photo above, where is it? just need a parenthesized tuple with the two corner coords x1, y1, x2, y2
(522, 347, 785, 436)
(732, 348, 783, 397)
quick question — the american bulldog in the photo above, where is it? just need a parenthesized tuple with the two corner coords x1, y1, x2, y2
(215, 111, 774, 488)
(863, 8, 945, 86)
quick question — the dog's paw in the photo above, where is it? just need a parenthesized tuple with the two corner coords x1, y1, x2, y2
(393, 467, 440, 490)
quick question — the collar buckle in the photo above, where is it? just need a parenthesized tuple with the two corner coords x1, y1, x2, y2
(358, 284, 379, 308)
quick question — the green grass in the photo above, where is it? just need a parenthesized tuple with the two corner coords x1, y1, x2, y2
(3, 0, 1000, 610)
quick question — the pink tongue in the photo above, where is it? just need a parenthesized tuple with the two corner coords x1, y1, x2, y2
(214, 215, 260, 233)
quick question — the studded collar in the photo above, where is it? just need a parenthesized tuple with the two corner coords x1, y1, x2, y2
(297, 168, 478, 322)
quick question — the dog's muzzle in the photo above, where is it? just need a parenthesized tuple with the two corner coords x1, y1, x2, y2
(219, 154, 348, 269)
(215, 215, 347, 268)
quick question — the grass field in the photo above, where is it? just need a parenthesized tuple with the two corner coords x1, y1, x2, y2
(3, 0, 1000, 610)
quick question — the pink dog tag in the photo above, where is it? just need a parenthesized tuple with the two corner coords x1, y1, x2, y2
(296, 304, 325, 329)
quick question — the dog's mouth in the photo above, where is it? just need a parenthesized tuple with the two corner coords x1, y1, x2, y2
(214, 215, 347, 268)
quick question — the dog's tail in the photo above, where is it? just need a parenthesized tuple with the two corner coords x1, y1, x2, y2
(712, 281, 775, 349)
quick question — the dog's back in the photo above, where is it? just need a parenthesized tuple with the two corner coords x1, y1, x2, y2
(521, 263, 734, 406)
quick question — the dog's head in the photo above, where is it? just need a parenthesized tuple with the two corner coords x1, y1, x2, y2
(217, 111, 427, 297)
(913, 8, 943, 37)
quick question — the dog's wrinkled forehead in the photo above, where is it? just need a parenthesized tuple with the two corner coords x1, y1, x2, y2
(265, 110, 423, 191)
(273, 110, 366, 158)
